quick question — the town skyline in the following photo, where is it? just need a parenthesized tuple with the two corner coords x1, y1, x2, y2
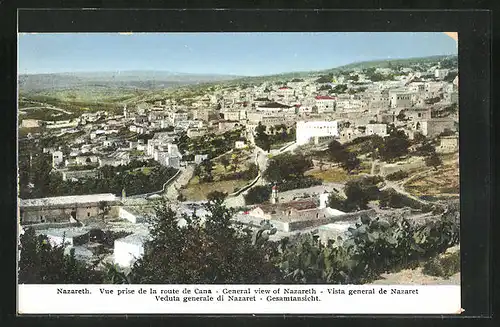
(18, 32, 457, 76)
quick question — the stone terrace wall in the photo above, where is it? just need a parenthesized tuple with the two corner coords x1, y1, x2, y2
(288, 209, 377, 231)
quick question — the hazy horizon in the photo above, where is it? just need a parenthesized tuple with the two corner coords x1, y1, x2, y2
(18, 32, 457, 76)
(18, 52, 457, 77)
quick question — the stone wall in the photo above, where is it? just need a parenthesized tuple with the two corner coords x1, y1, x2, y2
(378, 157, 426, 176)
(21, 204, 121, 224)
(287, 209, 377, 231)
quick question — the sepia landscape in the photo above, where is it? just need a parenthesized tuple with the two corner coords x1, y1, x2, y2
(18, 33, 460, 286)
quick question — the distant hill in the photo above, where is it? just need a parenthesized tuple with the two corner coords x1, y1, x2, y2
(330, 54, 457, 72)
(224, 54, 458, 85)
(18, 71, 244, 92)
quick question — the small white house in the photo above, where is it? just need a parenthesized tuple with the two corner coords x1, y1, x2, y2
(114, 233, 149, 268)
(52, 151, 64, 168)
(296, 120, 339, 146)
(119, 207, 146, 224)
(365, 123, 388, 137)
(235, 141, 247, 149)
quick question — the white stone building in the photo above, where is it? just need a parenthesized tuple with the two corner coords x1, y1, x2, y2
(365, 123, 388, 137)
(435, 69, 450, 79)
(389, 89, 413, 109)
(52, 151, 64, 168)
(296, 120, 339, 146)
(314, 95, 337, 113)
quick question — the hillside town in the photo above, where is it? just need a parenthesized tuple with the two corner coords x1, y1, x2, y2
(18, 57, 460, 281)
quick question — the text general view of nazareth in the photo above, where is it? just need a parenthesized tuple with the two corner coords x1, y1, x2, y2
(17, 32, 460, 286)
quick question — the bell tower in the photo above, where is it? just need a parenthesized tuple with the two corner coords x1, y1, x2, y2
(271, 184, 279, 204)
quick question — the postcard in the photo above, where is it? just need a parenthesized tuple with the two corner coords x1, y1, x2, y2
(17, 31, 460, 315)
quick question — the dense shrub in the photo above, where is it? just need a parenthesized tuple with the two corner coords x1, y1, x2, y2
(277, 177, 322, 192)
(276, 206, 460, 284)
(19, 228, 104, 284)
(244, 185, 272, 205)
(386, 170, 409, 181)
(378, 188, 424, 209)
(423, 251, 460, 278)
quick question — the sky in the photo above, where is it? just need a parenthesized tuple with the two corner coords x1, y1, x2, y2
(18, 32, 457, 76)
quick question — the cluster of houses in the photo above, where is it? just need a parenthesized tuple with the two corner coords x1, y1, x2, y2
(22, 61, 459, 185)
(19, 59, 460, 270)
(18, 186, 362, 268)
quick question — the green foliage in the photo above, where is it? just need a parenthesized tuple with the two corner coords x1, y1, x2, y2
(328, 192, 348, 211)
(343, 177, 381, 211)
(19, 228, 104, 284)
(18, 150, 178, 198)
(103, 263, 130, 284)
(379, 129, 410, 162)
(364, 70, 395, 82)
(206, 190, 228, 202)
(425, 96, 441, 105)
(315, 74, 334, 83)
(425, 152, 443, 170)
(277, 177, 322, 192)
(347, 87, 367, 94)
(413, 132, 427, 144)
(277, 234, 354, 284)
(276, 203, 459, 283)
(255, 122, 271, 152)
(255, 123, 294, 151)
(443, 72, 458, 82)
(341, 152, 361, 173)
(385, 170, 409, 181)
(195, 159, 215, 183)
(332, 84, 348, 94)
(177, 128, 244, 157)
(244, 185, 272, 205)
(130, 199, 281, 283)
(379, 189, 420, 209)
(415, 141, 436, 156)
(330, 176, 383, 212)
(326, 140, 361, 173)
(263, 153, 313, 183)
(423, 251, 460, 278)
(344, 211, 459, 277)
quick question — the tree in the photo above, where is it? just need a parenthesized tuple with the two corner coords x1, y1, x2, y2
(328, 192, 347, 211)
(263, 153, 312, 183)
(343, 177, 382, 212)
(327, 140, 348, 163)
(199, 159, 214, 183)
(341, 153, 361, 174)
(244, 186, 272, 205)
(318, 158, 326, 171)
(19, 228, 104, 284)
(230, 152, 241, 173)
(315, 74, 333, 83)
(396, 112, 407, 121)
(425, 152, 443, 171)
(416, 142, 436, 156)
(98, 201, 109, 220)
(413, 132, 426, 143)
(130, 199, 281, 283)
(379, 130, 410, 162)
(255, 122, 271, 152)
(348, 74, 360, 82)
(332, 84, 348, 94)
(207, 191, 228, 202)
(220, 156, 231, 172)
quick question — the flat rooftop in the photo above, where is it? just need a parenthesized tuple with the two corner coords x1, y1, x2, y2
(35, 226, 92, 239)
(20, 193, 119, 208)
